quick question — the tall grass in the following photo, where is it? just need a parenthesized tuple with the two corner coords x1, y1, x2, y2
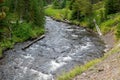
(100, 13, 120, 34)
(45, 5, 71, 20)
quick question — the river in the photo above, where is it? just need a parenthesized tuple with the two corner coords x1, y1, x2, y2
(0, 17, 105, 80)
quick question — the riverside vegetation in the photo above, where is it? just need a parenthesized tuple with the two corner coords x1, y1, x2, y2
(0, 0, 45, 57)
(0, 0, 120, 80)
(45, 0, 120, 80)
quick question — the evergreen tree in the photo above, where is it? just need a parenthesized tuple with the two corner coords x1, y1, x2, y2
(89, 0, 103, 4)
(61, 0, 66, 8)
(53, 0, 60, 9)
(0, 0, 6, 39)
(30, 0, 45, 27)
(6, 0, 45, 27)
(105, 0, 120, 15)
(69, 0, 75, 10)
(71, 0, 92, 20)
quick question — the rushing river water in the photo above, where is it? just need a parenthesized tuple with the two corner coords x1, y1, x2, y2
(0, 17, 105, 80)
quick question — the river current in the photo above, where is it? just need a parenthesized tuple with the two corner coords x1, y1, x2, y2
(0, 17, 105, 80)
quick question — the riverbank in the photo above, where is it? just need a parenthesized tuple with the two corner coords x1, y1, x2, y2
(0, 17, 105, 80)
(45, 5, 120, 38)
(45, 5, 120, 80)
(57, 31, 120, 80)
(73, 43, 120, 80)
(0, 25, 45, 59)
(72, 29, 120, 80)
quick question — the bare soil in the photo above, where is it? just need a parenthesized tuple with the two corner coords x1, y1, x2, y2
(102, 31, 116, 50)
(73, 31, 120, 80)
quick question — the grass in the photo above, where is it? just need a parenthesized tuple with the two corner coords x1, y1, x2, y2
(57, 43, 120, 80)
(45, 6, 89, 27)
(0, 22, 45, 58)
(45, 2, 120, 80)
(45, 3, 120, 37)
(100, 13, 120, 34)
(57, 59, 101, 80)
(45, 5, 71, 20)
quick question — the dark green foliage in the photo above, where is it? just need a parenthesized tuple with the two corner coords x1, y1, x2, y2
(43, 0, 47, 6)
(5, 0, 14, 12)
(116, 24, 120, 38)
(53, 0, 67, 9)
(45, 0, 53, 5)
(71, 0, 92, 20)
(71, 10, 84, 21)
(89, 0, 103, 4)
(105, 0, 120, 15)
(0, 0, 6, 40)
(99, 9, 106, 23)
(69, 0, 75, 10)
(30, 0, 45, 27)
(53, 0, 61, 9)
(6, 0, 45, 27)
(61, 0, 66, 8)
(0, 0, 45, 56)
(44, 0, 53, 6)
(13, 23, 32, 40)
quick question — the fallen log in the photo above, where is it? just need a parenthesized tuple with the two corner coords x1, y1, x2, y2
(22, 35, 45, 50)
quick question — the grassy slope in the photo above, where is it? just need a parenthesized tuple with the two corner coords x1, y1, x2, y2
(45, 2, 120, 80)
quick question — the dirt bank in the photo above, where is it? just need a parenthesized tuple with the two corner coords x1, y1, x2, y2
(73, 32, 120, 80)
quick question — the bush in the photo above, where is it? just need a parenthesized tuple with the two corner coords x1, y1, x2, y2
(105, 0, 120, 15)
(12, 23, 33, 41)
(0, 48, 2, 58)
(52, 0, 61, 9)
(116, 24, 120, 39)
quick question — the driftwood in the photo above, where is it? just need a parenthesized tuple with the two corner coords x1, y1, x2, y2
(93, 19, 102, 36)
(22, 35, 45, 50)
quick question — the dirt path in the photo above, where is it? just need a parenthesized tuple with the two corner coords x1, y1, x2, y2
(73, 32, 120, 80)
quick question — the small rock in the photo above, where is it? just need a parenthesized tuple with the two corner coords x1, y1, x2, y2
(98, 69, 104, 72)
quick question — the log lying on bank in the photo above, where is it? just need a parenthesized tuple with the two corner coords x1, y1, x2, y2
(22, 35, 45, 50)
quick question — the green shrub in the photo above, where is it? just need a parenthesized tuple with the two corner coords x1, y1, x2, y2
(99, 13, 120, 34)
(52, 0, 61, 9)
(0, 48, 2, 58)
(12, 23, 33, 41)
(116, 24, 120, 39)
(0, 39, 13, 49)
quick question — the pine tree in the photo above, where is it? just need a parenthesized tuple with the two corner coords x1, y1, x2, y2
(0, 0, 6, 39)
(6, 0, 45, 27)
(61, 0, 66, 8)
(71, 0, 92, 20)
(53, 0, 60, 9)
(105, 0, 120, 15)
(30, 0, 45, 27)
